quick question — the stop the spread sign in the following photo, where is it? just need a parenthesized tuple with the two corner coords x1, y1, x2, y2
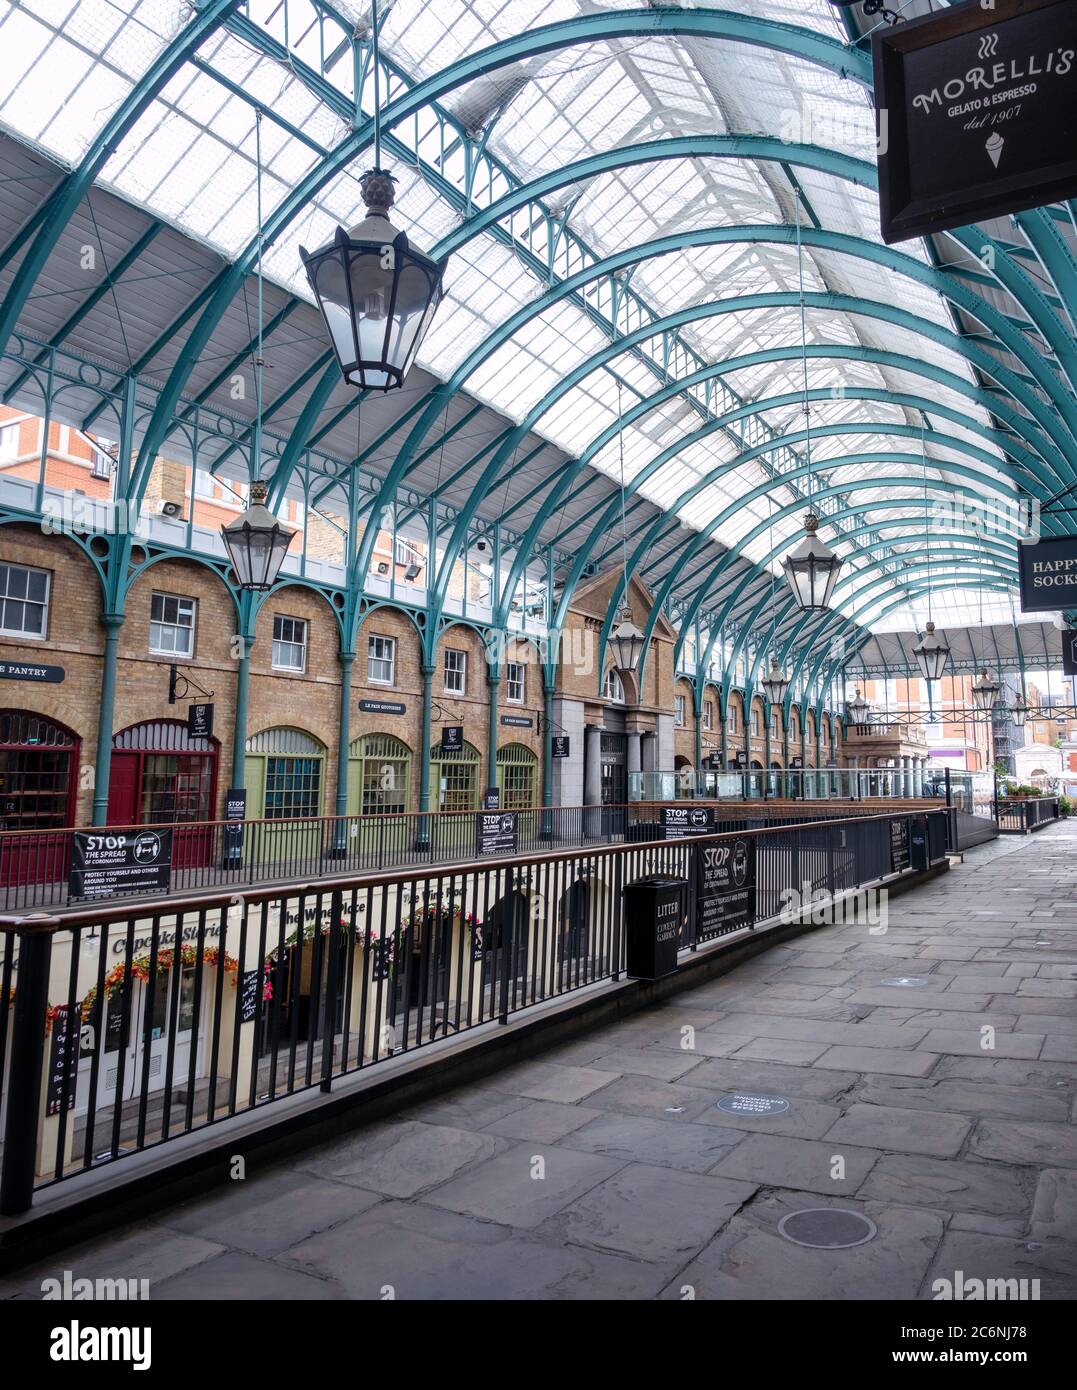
(69, 829, 173, 901)
(695, 836, 755, 942)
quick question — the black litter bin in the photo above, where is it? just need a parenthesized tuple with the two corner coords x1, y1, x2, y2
(623, 875, 687, 980)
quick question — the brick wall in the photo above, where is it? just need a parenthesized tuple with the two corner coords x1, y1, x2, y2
(0, 521, 847, 832)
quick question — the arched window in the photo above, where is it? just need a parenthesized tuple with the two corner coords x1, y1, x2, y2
(430, 737, 480, 812)
(245, 727, 325, 819)
(604, 667, 625, 703)
(349, 733, 411, 815)
(496, 742, 536, 809)
(0, 710, 78, 831)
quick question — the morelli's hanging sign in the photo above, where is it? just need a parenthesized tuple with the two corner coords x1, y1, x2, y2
(873, 0, 1077, 244)
(1018, 535, 1077, 611)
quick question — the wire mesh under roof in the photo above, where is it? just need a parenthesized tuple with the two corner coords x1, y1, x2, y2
(0, 0, 1070, 639)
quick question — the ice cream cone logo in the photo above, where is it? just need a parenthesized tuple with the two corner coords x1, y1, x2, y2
(985, 132, 1004, 168)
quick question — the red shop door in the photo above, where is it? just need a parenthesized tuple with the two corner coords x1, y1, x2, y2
(108, 723, 218, 870)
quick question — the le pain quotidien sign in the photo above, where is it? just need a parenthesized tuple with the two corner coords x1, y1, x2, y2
(873, 0, 1077, 243)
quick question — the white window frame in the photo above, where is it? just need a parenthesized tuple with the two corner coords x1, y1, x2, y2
(702, 700, 713, 732)
(727, 707, 737, 734)
(674, 694, 686, 727)
(505, 660, 525, 704)
(272, 614, 308, 673)
(0, 562, 50, 640)
(367, 633, 396, 685)
(443, 646, 467, 695)
(394, 537, 423, 569)
(604, 667, 625, 704)
(149, 592, 196, 657)
(0, 422, 21, 461)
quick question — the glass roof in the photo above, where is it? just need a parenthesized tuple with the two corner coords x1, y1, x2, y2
(0, 0, 1054, 638)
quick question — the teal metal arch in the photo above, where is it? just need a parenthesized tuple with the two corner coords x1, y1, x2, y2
(533, 338, 1069, 620)
(119, 9, 875, 522)
(723, 559, 1017, 739)
(631, 454, 1032, 674)
(671, 481, 1035, 686)
(357, 225, 1075, 614)
(797, 577, 1020, 712)
(741, 531, 1022, 700)
(569, 411, 1037, 678)
(0, 0, 243, 361)
(265, 135, 1069, 537)
(507, 368, 1060, 641)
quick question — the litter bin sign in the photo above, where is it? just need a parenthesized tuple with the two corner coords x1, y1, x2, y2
(909, 815, 929, 872)
(623, 875, 686, 981)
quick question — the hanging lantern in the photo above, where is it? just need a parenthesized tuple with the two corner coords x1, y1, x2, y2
(846, 688, 872, 728)
(971, 666, 1000, 713)
(221, 479, 296, 591)
(782, 513, 842, 611)
(610, 603, 646, 673)
(1011, 691, 1028, 728)
(912, 621, 951, 681)
(761, 656, 791, 706)
(300, 170, 447, 392)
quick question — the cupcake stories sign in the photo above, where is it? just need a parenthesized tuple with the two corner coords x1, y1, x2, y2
(873, 0, 1077, 243)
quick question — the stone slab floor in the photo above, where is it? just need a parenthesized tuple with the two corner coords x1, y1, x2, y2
(6, 821, 1077, 1301)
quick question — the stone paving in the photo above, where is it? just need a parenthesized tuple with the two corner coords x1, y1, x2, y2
(5, 821, 1077, 1300)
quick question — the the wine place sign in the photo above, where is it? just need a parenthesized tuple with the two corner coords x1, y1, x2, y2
(873, 0, 1077, 243)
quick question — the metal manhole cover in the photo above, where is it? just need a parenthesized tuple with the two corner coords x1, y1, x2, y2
(880, 976, 930, 988)
(716, 1093, 790, 1116)
(778, 1208, 877, 1249)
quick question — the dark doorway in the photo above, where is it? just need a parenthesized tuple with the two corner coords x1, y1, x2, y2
(600, 731, 626, 834)
(487, 889, 530, 993)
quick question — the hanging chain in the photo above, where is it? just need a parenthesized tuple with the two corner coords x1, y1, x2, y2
(372, 0, 382, 171)
(252, 108, 264, 486)
(922, 411, 931, 626)
(617, 379, 631, 615)
(795, 188, 811, 508)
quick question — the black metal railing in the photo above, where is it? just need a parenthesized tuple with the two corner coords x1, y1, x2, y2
(0, 808, 949, 1214)
(0, 797, 938, 912)
(997, 797, 1060, 833)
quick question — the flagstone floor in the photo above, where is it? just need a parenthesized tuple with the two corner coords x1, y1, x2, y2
(6, 820, 1077, 1300)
